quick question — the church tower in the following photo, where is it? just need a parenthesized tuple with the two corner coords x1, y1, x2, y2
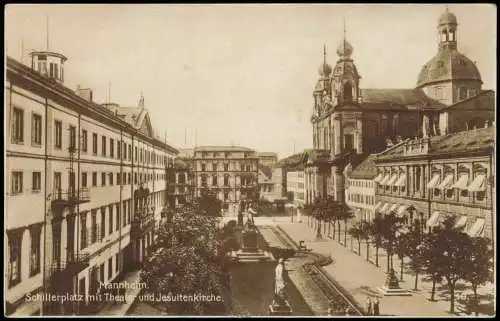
(330, 20, 361, 106)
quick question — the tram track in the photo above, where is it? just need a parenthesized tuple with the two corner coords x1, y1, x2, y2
(269, 226, 364, 316)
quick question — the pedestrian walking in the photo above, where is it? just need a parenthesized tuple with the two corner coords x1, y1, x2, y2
(345, 307, 350, 316)
(373, 297, 380, 316)
(365, 296, 372, 316)
(327, 308, 333, 316)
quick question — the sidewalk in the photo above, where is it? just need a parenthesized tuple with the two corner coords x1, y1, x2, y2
(279, 221, 455, 317)
(98, 270, 143, 316)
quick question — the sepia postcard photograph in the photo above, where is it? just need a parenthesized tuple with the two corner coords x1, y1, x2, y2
(4, 3, 496, 317)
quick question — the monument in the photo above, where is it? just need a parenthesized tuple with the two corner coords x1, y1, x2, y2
(269, 259, 293, 315)
(231, 223, 273, 263)
(378, 268, 412, 296)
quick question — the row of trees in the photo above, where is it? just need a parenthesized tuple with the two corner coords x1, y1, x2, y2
(140, 191, 234, 315)
(304, 197, 493, 315)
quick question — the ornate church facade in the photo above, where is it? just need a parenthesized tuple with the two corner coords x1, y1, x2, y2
(306, 8, 495, 204)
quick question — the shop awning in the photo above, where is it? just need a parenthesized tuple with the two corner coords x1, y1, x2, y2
(388, 203, 399, 214)
(394, 174, 407, 187)
(427, 173, 440, 189)
(379, 203, 389, 214)
(379, 175, 391, 185)
(374, 201, 382, 211)
(374, 173, 383, 183)
(451, 174, 469, 190)
(426, 211, 441, 228)
(454, 216, 468, 230)
(386, 174, 399, 187)
(437, 174, 454, 190)
(467, 174, 486, 192)
(397, 205, 409, 216)
(467, 218, 485, 237)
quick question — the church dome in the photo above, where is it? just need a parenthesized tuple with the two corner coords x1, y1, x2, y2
(336, 39, 353, 58)
(416, 49, 482, 88)
(318, 62, 332, 77)
(438, 10, 458, 26)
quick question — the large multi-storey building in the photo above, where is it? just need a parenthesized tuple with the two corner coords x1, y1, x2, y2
(286, 171, 306, 206)
(5, 50, 178, 316)
(192, 146, 259, 210)
(374, 125, 495, 239)
(169, 157, 195, 208)
(305, 8, 495, 203)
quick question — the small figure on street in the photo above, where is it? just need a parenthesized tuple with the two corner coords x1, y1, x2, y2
(327, 307, 333, 316)
(365, 296, 373, 316)
(373, 297, 380, 316)
(345, 307, 350, 316)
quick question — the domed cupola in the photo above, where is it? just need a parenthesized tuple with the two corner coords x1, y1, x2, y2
(416, 7, 482, 103)
(336, 39, 353, 59)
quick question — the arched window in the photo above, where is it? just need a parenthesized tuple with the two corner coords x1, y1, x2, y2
(459, 87, 468, 101)
(343, 82, 353, 102)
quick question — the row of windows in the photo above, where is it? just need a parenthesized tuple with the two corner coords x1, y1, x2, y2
(348, 180, 375, 189)
(200, 163, 255, 172)
(200, 175, 255, 186)
(9, 170, 169, 195)
(7, 226, 42, 288)
(347, 193, 375, 205)
(199, 151, 253, 158)
(10, 107, 171, 166)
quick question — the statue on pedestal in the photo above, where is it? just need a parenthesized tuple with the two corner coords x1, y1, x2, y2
(274, 259, 286, 304)
(385, 268, 400, 289)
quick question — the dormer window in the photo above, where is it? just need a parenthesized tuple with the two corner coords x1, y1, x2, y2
(458, 87, 468, 101)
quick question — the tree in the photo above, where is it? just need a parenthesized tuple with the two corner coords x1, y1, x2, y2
(394, 228, 412, 281)
(141, 204, 229, 315)
(421, 231, 444, 301)
(463, 237, 494, 315)
(337, 204, 354, 247)
(310, 196, 337, 239)
(431, 216, 472, 313)
(378, 212, 406, 272)
(368, 213, 384, 267)
(348, 222, 364, 255)
(197, 190, 223, 217)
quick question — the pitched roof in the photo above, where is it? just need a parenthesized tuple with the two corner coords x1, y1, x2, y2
(258, 152, 278, 158)
(277, 149, 330, 169)
(359, 88, 445, 110)
(348, 154, 378, 179)
(194, 146, 255, 152)
(376, 126, 495, 161)
(441, 90, 495, 111)
(115, 106, 144, 128)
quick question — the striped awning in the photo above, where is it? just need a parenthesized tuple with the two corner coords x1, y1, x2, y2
(386, 174, 399, 187)
(394, 174, 407, 187)
(427, 173, 440, 189)
(467, 174, 486, 192)
(379, 203, 389, 214)
(379, 175, 391, 186)
(396, 205, 409, 216)
(374, 173, 383, 183)
(388, 203, 399, 214)
(454, 216, 468, 230)
(437, 174, 454, 190)
(426, 211, 441, 228)
(467, 218, 485, 237)
(451, 174, 469, 190)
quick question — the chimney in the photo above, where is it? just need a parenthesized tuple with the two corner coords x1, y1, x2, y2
(75, 86, 93, 102)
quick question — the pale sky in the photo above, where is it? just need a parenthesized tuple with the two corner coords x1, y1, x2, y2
(5, 4, 496, 159)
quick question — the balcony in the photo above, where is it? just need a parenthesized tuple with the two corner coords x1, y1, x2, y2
(50, 252, 90, 281)
(130, 209, 154, 239)
(52, 188, 90, 209)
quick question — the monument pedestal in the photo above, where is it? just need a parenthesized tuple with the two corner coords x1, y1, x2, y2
(378, 269, 412, 296)
(269, 300, 292, 316)
(232, 227, 273, 262)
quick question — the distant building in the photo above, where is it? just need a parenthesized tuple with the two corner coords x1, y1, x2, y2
(286, 171, 306, 205)
(374, 126, 495, 239)
(258, 152, 278, 168)
(192, 146, 259, 210)
(344, 154, 378, 222)
(170, 157, 195, 208)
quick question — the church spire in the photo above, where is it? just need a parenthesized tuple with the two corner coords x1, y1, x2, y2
(323, 44, 327, 66)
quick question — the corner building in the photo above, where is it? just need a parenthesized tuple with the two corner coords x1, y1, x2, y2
(308, 9, 495, 204)
(5, 51, 178, 315)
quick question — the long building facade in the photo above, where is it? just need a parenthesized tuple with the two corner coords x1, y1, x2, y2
(192, 146, 259, 212)
(5, 51, 178, 316)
